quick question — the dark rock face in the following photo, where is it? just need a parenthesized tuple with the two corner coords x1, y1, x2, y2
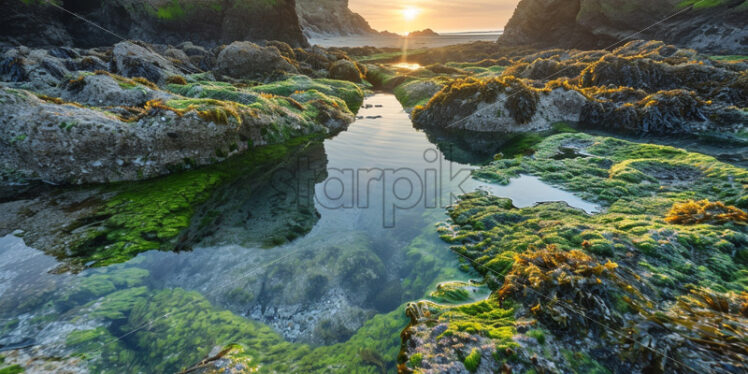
(1, 0, 308, 48)
(295, 0, 376, 37)
(501, 0, 748, 54)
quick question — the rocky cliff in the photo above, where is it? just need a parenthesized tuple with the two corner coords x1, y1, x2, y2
(2, 0, 308, 48)
(295, 0, 377, 37)
(500, 0, 748, 54)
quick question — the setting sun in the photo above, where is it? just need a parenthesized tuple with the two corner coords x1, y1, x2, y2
(401, 6, 421, 21)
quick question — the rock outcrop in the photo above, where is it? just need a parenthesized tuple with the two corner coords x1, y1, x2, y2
(0, 40, 364, 185)
(295, 0, 377, 37)
(408, 29, 440, 37)
(1, 0, 308, 48)
(411, 41, 747, 138)
(215, 41, 299, 79)
(500, 0, 748, 54)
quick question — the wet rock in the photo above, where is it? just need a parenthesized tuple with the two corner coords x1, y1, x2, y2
(59, 73, 172, 107)
(0, 85, 336, 185)
(111, 42, 183, 84)
(0, 48, 71, 91)
(216, 41, 298, 80)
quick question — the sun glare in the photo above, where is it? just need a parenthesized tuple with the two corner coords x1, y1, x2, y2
(402, 7, 421, 21)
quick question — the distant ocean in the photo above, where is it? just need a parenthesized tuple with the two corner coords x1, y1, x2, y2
(309, 30, 503, 49)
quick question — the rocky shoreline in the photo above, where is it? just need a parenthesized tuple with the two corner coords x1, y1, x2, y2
(1, 40, 367, 185)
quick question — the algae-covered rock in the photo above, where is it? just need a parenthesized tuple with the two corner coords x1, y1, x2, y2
(328, 59, 363, 83)
(412, 77, 586, 133)
(402, 133, 748, 373)
(405, 41, 747, 139)
(0, 80, 347, 185)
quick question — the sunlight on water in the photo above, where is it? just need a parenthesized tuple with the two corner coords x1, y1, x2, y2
(391, 62, 422, 70)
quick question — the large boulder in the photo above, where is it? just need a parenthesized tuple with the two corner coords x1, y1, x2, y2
(413, 77, 588, 133)
(216, 42, 299, 79)
(328, 59, 363, 82)
(500, 0, 748, 54)
(111, 41, 185, 83)
(1, 0, 309, 48)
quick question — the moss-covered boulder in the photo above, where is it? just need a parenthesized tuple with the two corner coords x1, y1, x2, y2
(328, 59, 363, 83)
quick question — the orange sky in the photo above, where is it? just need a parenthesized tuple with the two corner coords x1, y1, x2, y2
(348, 0, 520, 34)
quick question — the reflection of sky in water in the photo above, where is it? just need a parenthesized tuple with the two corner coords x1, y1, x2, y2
(481, 175, 600, 214)
(314, 93, 598, 232)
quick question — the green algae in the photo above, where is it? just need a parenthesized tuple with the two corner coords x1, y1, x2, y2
(66, 284, 408, 373)
(0, 365, 23, 374)
(50, 209, 473, 373)
(250, 75, 364, 113)
(424, 133, 747, 371)
(65, 135, 324, 270)
(463, 348, 481, 372)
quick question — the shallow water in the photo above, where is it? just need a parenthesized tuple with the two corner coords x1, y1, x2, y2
(0, 93, 599, 371)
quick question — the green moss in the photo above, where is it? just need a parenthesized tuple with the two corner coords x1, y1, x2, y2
(67, 284, 408, 373)
(463, 348, 481, 372)
(251, 75, 364, 113)
(441, 133, 747, 371)
(526, 329, 546, 344)
(156, 0, 186, 20)
(408, 353, 423, 368)
(0, 365, 23, 374)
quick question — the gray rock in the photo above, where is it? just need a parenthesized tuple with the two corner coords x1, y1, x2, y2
(111, 42, 183, 84)
(216, 42, 298, 79)
(59, 73, 173, 107)
(0, 86, 341, 185)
